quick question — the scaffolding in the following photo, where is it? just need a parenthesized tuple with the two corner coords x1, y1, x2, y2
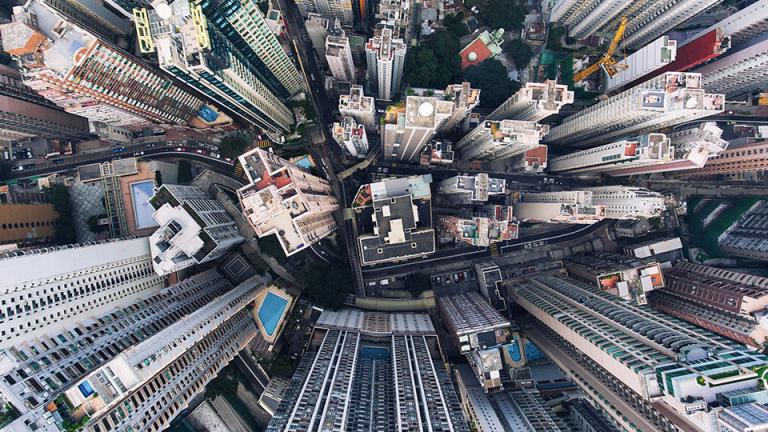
(100, 162, 129, 238)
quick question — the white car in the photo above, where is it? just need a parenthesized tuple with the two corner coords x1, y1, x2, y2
(210, 152, 220, 158)
(11, 165, 24, 171)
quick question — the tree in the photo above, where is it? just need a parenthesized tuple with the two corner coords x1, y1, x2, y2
(154, 169, 163, 186)
(480, 0, 526, 31)
(177, 160, 193, 183)
(47, 184, 76, 245)
(404, 273, 431, 298)
(505, 39, 533, 69)
(404, 46, 441, 88)
(219, 133, 249, 159)
(443, 12, 467, 36)
(463, 59, 521, 109)
(299, 261, 352, 310)
(404, 31, 462, 89)
(431, 31, 461, 61)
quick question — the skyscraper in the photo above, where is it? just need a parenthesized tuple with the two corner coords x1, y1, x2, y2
(326, 29, 356, 83)
(339, 85, 376, 131)
(143, 0, 294, 133)
(331, 116, 369, 157)
(543, 72, 724, 148)
(648, 262, 768, 348)
(487, 80, 573, 122)
(148, 185, 244, 276)
(675, 140, 768, 178)
(381, 94, 456, 161)
(294, 0, 354, 27)
(265, 309, 469, 431)
(197, 0, 305, 98)
(0, 249, 270, 432)
(548, 133, 674, 175)
(237, 148, 339, 257)
(695, 37, 768, 98)
(365, 27, 406, 100)
(718, 200, 768, 262)
(550, 0, 721, 48)
(508, 272, 768, 432)
(0, 64, 90, 142)
(4, 1, 206, 129)
(512, 187, 665, 224)
(455, 120, 548, 161)
(606, 36, 678, 93)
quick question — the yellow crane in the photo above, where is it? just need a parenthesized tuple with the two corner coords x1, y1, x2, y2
(573, 16, 629, 83)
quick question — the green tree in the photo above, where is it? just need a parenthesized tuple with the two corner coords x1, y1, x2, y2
(46, 184, 76, 245)
(431, 30, 461, 61)
(443, 12, 467, 36)
(404, 272, 431, 298)
(299, 261, 352, 310)
(154, 169, 163, 186)
(219, 133, 249, 159)
(463, 58, 521, 109)
(505, 39, 533, 69)
(404, 31, 462, 89)
(480, 0, 527, 31)
(404, 46, 441, 87)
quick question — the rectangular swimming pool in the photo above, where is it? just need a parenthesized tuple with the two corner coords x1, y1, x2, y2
(258, 292, 288, 336)
(131, 180, 158, 230)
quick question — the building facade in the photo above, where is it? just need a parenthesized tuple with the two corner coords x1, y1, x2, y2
(677, 140, 768, 177)
(437, 173, 506, 202)
(295, 0, 354, 26)
(719, 200, 768, 262)
(0, 64, 91, 142)
(326, 28, 356, 83)
(339, 84, 376, 131)
(548, 133, 674, 175)
(365, 27, 406, 100)
(487, 80, 574, 122)
(455, 120, 548, 161)
(237, 148, 339, 257)
(606, 36, 678, 93)
(331, 116, 369, 157)
(146, 0, 294, 133)
(148, 184, 244, 276)
(544, 73, 724, 148)
(265, 309, 469, 431)
(0, 203, 58, 246)
(695, 37, 768, 98)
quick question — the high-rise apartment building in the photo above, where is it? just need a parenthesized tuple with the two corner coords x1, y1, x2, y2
(606, 36, 678, 93)
(365, 27, 406, 100)
(5, 1, 206, 129)
(695, 37, 768, 98)
(339, 84, 376, 131)
(677, 140, 768, 177)
(294, 0, 354, 26)
(550, 0, 721, 48)
(718, 200, 768, 262)
(487, 80, 573, 122)
(326, 28, 356, 83)
(237, 148, 339, 257)
(0, 64, 90, 142)
(265, 309, 469, 431)
(437, 173, 506, 202)
(197, 0, 304, 98)
(455, 120, 548, 161)
(508, 272, 768, 432)
(549, 133, 674, 175)
(648, 262, 768, 348)
(305, 13, 332, 61)
(381, 94, 456, 161)
(144, 0, 294, 133)
(148, 184, 244, 276)
(597, 122, 729, 176)
(354, 175, 435, 266)
(512, 186, 665, 224)
(0, 254, 270, 432)
(682, 0, 768, 49)
(436, 82, 481, 134)
(331, 116, 369, 157)
(544, 73, 724, 148)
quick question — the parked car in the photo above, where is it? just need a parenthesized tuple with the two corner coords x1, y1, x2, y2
(11, 165, 24, 171)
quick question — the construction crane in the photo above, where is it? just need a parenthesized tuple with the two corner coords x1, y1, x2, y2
(573, 16, 629, 83)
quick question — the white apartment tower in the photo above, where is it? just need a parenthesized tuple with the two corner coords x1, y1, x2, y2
(381, 95, 456, 161)
(550, 0, 722, 49)
(695, 37, 768, 98)
(339, 85, 376, 131)
(487, 80, 574, 122)
(326, 29, 356, 83)
(606, 36, 678, 93)
(365, 27, 407, 100)
(544, 72, 724, 148)
(295, 0, 353, 26)
(237, 148, 339, 257)
(0, 265, 270, 432)
(148, 184, 244, 276)
(548, 133, 674, 175)
(305, 13, 332, 61)
(455, 120, 549, 161)
(331, 116, 369, 157)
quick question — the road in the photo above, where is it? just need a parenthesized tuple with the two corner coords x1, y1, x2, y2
(360, 221, 608, 278)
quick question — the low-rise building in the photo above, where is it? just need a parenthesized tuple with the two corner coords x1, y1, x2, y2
(439, 216, 519, 247)
(148, 185, 243, 276)
(565, 253, 665, 304)
(437, 173, 506, 202)
(354, 175, 435, 266)
(459, 29, 505, 70)
(624, 237, 683, 261)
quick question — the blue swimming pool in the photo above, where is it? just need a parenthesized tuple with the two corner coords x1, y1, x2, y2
(131, 180, 158, 230)
(258, 292, 288, 336)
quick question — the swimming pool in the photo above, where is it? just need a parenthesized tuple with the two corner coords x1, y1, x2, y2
(131, 180, 158, 230)
(258, 292, 288, 336)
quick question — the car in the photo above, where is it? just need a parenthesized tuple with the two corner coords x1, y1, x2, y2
(196, 149, 206, 155)
(133, 151, 144, 156)
(224, 157, 233, 162)
(175, 147, 185, 152)
(111, 147, 126, 153)
(51, 159, 65, 164)
(453, 273, 459, 283)
(210, 152, 220, 158)
(11, 165, 24, 171)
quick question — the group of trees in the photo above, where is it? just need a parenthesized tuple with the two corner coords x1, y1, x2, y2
(218, 133, 249, 159)
(404, 31, 463, 89)
(464, 59, 521, 109)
